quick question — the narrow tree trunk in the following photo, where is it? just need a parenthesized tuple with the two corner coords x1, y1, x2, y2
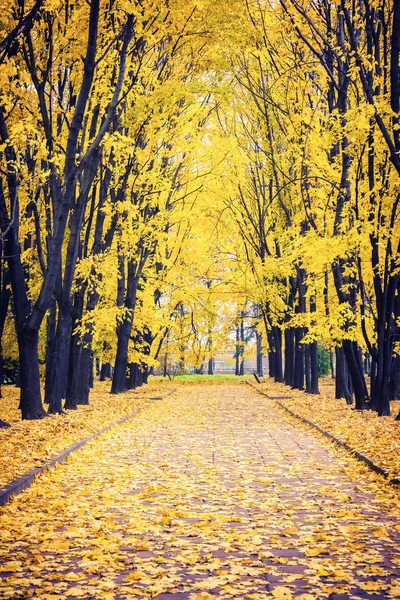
(293, 327, 305, 390)
(267, 331, 275, 379)
(208, 358, 214, 375)
(305, 344, 311, 393)
(235, 325, 240, 376)
(273, 326, 283, 382)
(256, 331, 263, 377)
(310, 340, 319, 394)
(44, 297, 56, 404)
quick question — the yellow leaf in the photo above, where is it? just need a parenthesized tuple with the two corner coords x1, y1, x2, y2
(66, 588, 88, 598)
(359, 582, 383, 592)
(272, 586, 293, 599)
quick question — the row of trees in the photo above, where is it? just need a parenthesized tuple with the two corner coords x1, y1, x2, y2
(0, 0, 241, 418)
(210, 0, 400, 416)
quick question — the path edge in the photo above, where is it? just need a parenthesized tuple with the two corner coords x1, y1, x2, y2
(0, 386, 180, 507)
(246, 380, 400, 486)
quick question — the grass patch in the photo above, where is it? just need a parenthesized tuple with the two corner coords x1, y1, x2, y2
(150, 373, 252, 382)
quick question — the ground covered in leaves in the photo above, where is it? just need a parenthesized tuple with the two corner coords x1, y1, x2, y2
(0, 380, 175, 489)
(256, 379, 400, 480)
(0, 382, 399, 599)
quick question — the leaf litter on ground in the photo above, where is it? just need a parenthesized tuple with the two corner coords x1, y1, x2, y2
(0, 382, 400, 599)
(257, 378, 400, 480)
(0, 380, 176, 489)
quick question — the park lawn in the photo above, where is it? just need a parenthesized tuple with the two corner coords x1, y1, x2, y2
(152, 373, 252, 382)
(257, 377, 400, 482)
(0, 380, 176, 490)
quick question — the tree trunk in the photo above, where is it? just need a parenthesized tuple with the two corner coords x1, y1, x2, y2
(273, 326, 283, 382)
(391, 355, 400, 400)
(44, 297, 56, 405)
(256, 331, 263, 377)
(342, 340, 369, 409)
(310, 341, 320, 394)
(111, 260, 140, 394)
(267, 331, 275, 379)
(305, 344, 311, 393)
(208, 358, 214, 375)
(19, 327, 46, 419)
(335, 345, 352, 404)
(293, 327, 305, 390)
(48, 302, 72, 414)
(235, 325, 240, 376)
(100, 362, 111, 381)
(284, 328, 295, 387)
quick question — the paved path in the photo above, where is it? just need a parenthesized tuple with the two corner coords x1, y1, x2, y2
(0, 383, 400, 599)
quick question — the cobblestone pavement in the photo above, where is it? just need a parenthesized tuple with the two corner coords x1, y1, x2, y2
(0, 383, 399, 599)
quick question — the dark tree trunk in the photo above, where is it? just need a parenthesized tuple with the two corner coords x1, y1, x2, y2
(0, 264, 10, 400)
(391, 355, 400, 400)
(19, 327, 45, 419)
(370, 356, 377, 396)
(284, 328, 295, 386)
(305, 344, 311, 393)
(65, 287, 86, 409)
(44, 297, 56, 404)
(235, 325, 240, 376)
(267, 330, 275, 379)
(342, 340, 369, 409)
(293, 327, 305, 390)
(112, 318, 132, 393)
(48, 302, 71, 413)
(310, 341, 319, 394)
(208, 358, 214, 375)
(335, 345, 352, 404)
(112, 260, 140, 394)
(100, 362, 111, 381)
(89, 354, 94, 388)
(163, 353, 168, 378)
(256, 331, 263, 377)
(239, 319, 245, 375)
(273, 326, 283, 382)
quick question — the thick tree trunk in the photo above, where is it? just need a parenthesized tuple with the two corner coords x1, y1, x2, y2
(208, 358, 214, 375)
(19, 327, 46, 419)
(112, 318, 132, 393)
